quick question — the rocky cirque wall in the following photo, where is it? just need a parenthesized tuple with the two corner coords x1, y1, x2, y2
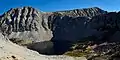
(0, 7, 107, 42)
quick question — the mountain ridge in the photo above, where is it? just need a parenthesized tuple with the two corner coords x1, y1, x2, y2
(0, 6, 106, 42)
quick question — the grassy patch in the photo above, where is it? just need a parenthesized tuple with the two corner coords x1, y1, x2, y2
(64, 36, 96, 57)
(64, 49, 92, 57)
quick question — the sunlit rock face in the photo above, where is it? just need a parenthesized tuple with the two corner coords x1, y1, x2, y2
(0, 7, 53, 42)
(0, 7, 107, 42)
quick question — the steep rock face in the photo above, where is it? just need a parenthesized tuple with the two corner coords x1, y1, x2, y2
(0, 7, 52, 42)
(89, 12, 120, 41)
(48, 7, 107, 41)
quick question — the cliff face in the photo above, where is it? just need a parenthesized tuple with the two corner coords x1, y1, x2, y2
(0, 7, 52, 42)
(89, 12, 120, 41)
(46, 7, 107, 41)
(0, 7, 107, 42)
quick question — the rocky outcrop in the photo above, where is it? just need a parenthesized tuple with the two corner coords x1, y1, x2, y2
(0, 7, 52, 42)
(48, 7, 107, 41)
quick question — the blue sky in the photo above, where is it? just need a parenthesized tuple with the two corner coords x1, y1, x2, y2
(0, 0, 120, 14)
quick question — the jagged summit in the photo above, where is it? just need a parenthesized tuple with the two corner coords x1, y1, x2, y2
(53, 7, 107, 17)
(1, 6, 38, 16)
(55, 7, 103, 13)
(0, 6, 41, 32)
(0, 6, 52, 42)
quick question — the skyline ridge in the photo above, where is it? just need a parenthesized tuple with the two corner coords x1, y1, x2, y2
(0, 0, 120, 14)
(1, 6, 119, 15)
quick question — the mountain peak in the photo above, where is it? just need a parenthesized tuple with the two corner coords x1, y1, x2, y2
(52, 7, 107, 18)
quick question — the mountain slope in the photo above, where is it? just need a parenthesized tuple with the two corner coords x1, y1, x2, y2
(0, 7, 52, 42)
